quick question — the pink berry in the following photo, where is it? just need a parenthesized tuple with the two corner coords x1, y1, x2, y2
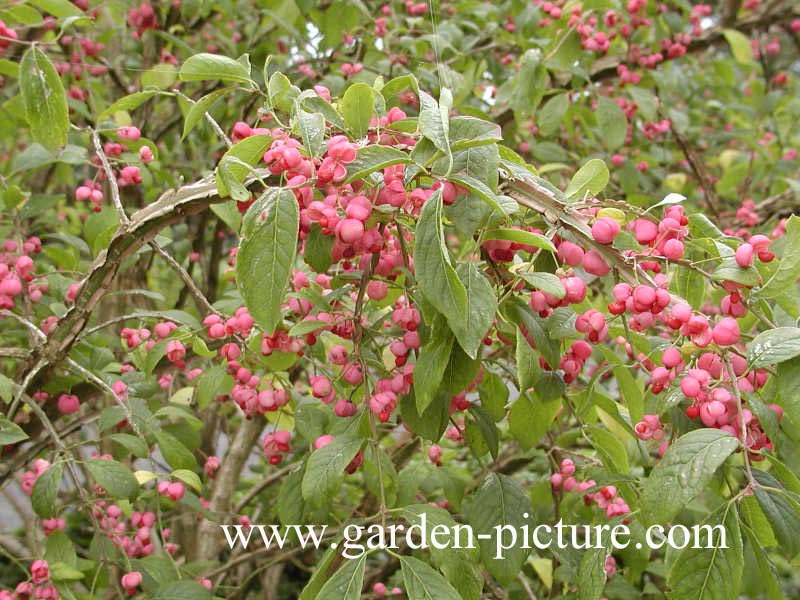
(167, 482, 185, 501)
(662, 347, 682, 368)
(57, 394, 80, 415)
(662, 238, 684, 260)
(712, 317, 740, 346)
(735, 243, 754, 268)
(591, 217, 621, 245)
(335, 218, 365, 244)
(367, 280, 388, 300)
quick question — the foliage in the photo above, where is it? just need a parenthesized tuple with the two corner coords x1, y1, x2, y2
(0, 0, 799, 598)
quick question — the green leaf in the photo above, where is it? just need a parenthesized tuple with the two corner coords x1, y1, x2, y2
(449, 115, 502, 149)
(237, 189, 300, 335)
(182, 87, 234, 139)
(340, 83, 374, 138)
(295, 108, 326, 157)
(344, 145, 413, 183)
(454, 263, 497, 360)
(49, 561, 84, 581)
(400, 390, 451, 442)
(764, 454, 800, 495)
(195, 363, 227, 410)
(578, 545, 609, 600)
(596, 96, 628, 151)
(743, 526, 785, 600)
(441, 342, 481, 395)
(748, 327, 800, 368)
(141, 63, 177, 89)
(513, 270, 565, 298)
(667, 507, 743, 600)
(501, 296, 560, 369)
(268, 71, 298, 112)
(712, 257, 760, 287)
(641, 429, 738, 524)
(171, 469, 202, 493)
(364, 444, 399, 507)
(301, 434, 362, 507)
(0, 416, 28, 445)
(20, 47, 70, 150)
(508, 390, 561, 449)
(400, 556, 461, 600)
(626, 86, 658, 121)
(32, 462, 63, 518)
(179, 53, 253, 84)
(672, 264, 705, 310)
(151, 581, 213, 600)
(689, 213, 724, 239)
(44, 530, 77, 566)
(302, 94, 345, 129)
(108, 433, 148, 458)
(86, 458, 139, 500)
(723, 29, 754, 64)
(97, 91, 158, 122)
(155, 430, 197, 470)
(304, 223, 334, 273)
(483, 228, 556, 253)
(586, 424, 630, 473)
(215, 134, 272, 197)
(414, 190, 470, 353)
(599, 346, 644, 425)
(316, 553, 367, 599)
(447, 173, 516, 216)
(418, 89, 451, 155)
(278, 463, 306, 525)
(478, 371, 508, 421)
(508, 49, 547, 120)
(297, 546, 339, 600)
(401, 505, 481, 598)
(466, 405, 499, 459)
(466, 473, 532, 585)
(0, 58, 19, 78)
(758, 215, 800, 298)
(28, 0, 83, 18)
(414, 315, 454, 413)
(515, 327, 539, 392)
(538, 93, 569, 136)
(565, 159, 610, 199)
(739, 494, 776, 547)
(753, 469, 800, 557)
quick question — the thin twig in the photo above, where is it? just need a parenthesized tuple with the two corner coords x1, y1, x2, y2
(148, 240, 217, 315)
(0, 309, 46, 343)
(234, 464, 293, 513)
(0, 347, 31, 359)
(91, 128, 130, 226)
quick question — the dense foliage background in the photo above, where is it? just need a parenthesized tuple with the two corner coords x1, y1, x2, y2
(1, 0, 799, 598)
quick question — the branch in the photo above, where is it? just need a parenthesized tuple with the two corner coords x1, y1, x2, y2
(148, 240, 217, 315)
(195, 415, 265, 561)
(503, 173, 657, 287)
(10, 171, 268, 447)
(91, 128, 130, 226)
(670, 125, 722, 221)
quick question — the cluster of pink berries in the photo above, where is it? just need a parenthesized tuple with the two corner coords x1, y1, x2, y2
(157, 480, 186, 502)
(550, 459, 630, 518)
(262, 430, 292, 465)
(373, 582, 403, 597)
(2, 560, 57, 600)
(0, 237, 43, 310)
(20, 459, 50, 496)
(634, 414, 665, 441)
